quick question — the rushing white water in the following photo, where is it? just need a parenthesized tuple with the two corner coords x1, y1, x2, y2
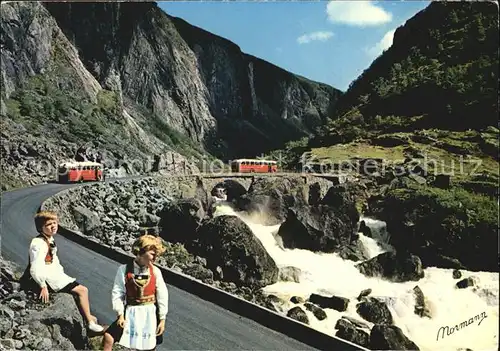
(213, 204, 499, 351)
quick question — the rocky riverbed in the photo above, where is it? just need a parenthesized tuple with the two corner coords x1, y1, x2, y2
(40, 175, 499, 350)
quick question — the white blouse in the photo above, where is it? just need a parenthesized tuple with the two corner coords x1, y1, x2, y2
(29, 236, 76, 291)
(111, 262, 169, 320)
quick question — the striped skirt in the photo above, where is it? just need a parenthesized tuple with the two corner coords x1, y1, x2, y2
(118, 304, 157, 350)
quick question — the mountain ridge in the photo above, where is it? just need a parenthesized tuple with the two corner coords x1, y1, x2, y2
(0, 0, 340, 190)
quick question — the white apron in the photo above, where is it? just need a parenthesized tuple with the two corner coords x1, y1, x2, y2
(118, 303, 157, 350)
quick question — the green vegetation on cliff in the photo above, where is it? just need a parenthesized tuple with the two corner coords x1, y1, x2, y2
(314, 1, 498, 145)
(3, 36, 206, 162)
(265, 2, 498, 186)
(370, 183, 498, 271)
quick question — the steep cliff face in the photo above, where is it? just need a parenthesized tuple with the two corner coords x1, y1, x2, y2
(1, 1, 339, 190)
(42, 1, 340, 158)
(0, 1, 204, 190)
(0, 1, 100, 103)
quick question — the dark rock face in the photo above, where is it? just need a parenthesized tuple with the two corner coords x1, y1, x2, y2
(358, 220, 372, 238)
(286, 306, 309, 325)
(320, 184, 360, 224)
(303, 303, 327, 321)
(452, 269, 462, 279)
(41, 2, 341, 159)
(356, 252, 425, 282)
(456, 277, 477, 289)
(432, 174, 451, 189)
(413, 286, 432, 318)
(195, 215, 279, 288)
(275, 181, 368, 260)
(356, 297, 393, 325)
(158, 198, 206, 244)
(237, 176, 309, 225)
(0, 257, 89, 350)
(308, 182, 323, 205)
(309, 293, 349, 312)
(367, 187, 498, 272)
(278, 205, 355, 252)
(370, 325, 420, 350)
(335, 318, 370, 348)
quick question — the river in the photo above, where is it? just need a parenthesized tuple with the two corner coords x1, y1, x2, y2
(213, 204, 499, 351)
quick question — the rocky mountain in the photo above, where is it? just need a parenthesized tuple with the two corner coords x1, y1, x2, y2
(0, 1, 339, 190)
(0, 1, 339, 187)
(262, 1, 498, 272)
(45, 1, 340, 156)
(312, 1, 498, 145)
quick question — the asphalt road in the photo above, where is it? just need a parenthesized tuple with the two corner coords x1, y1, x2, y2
(0, 182, 319, 350)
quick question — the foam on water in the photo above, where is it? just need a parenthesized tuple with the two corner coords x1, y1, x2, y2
(213, 205, 499, 351)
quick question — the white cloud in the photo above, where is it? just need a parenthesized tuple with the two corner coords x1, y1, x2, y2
(326, 1, 392, 26)
(365, 29, 396, 57)
(297, 31, 334, 44)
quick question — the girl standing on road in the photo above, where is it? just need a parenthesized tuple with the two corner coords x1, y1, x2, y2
(103, 234, 169, 351)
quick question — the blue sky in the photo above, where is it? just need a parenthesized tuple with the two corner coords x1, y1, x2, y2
(158, 1, 431, 91)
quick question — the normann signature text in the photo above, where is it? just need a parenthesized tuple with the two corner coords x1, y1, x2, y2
(436, 311, 488, 341)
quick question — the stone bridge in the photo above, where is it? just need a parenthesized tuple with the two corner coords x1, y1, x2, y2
(153, 172, 349, 200)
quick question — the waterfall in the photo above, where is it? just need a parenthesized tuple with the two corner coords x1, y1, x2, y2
(213, 204, 499, 351)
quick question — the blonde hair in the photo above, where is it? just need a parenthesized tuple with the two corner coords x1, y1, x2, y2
(34, 211, 58, 232)
(132, 234, 166, 256)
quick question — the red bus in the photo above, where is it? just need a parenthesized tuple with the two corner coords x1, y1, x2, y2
(57, 161, 104, 183)
(230, 159, 278, 173)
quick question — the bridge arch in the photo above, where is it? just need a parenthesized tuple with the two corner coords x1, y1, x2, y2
(211, 179, 248, 202)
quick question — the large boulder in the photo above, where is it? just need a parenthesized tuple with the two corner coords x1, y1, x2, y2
(286, 306, 309, 324)
(158, 198, 205, 244)
(71, 205, 101, 233)
(309, 293, 349, 312)
(303, 303, 327, 321)
(370, 325, 420, 350)
(195, 215, 279, 288)
(356, 297, 393, 325)
(278, 266, 302, 283)
(276, 205, 359, 254)
(335, 317, 370, 348)
(356, 252, 424, 282)
(320, 183, 361, 223)
(236, 176, 308, 224)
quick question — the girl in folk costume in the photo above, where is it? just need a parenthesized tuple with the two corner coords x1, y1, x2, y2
(22, 211, 104, 333)
(103, 234, 169, 351)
